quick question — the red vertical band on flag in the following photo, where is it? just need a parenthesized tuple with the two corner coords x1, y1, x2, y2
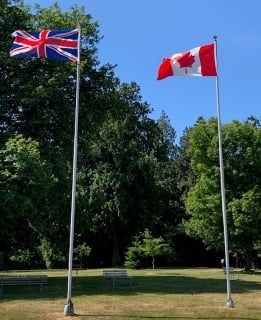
(157, 58, 173, 80)
(199, 44, 217, 76)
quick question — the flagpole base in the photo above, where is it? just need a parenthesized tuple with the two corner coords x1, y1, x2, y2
(226, 298, 234, 308)
(64, 300, 74, 316)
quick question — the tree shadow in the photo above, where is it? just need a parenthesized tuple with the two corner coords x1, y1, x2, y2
(1, 271, 260, 300)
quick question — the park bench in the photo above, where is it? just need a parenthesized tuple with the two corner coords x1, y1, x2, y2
(103, 269, 132, 287)
(223, 267, 235, 280)
(0, 275, 48, 294)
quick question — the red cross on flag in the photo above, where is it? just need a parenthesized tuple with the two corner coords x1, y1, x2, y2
(10, 29, 79, 62)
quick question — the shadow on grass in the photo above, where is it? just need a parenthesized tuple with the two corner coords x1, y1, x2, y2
(71, 314, 258, 320)
(75, 314, 256, 320)
(0, 271, 260, 300)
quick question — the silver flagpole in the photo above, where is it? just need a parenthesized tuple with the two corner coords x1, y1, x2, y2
(213, 35, 234, 308)
(64, 26, 81, 317)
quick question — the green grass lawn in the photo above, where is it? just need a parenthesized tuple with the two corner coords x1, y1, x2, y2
(0, 268, 260, 319)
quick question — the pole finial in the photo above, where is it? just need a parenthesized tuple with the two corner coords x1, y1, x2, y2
(213, 35, 218, 42)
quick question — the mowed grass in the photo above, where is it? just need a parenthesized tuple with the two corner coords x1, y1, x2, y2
(0, 268, 260, 320)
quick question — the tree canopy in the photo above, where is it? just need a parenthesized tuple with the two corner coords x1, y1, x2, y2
(184, 118, 261, 268)
(0, 1, 260, 269)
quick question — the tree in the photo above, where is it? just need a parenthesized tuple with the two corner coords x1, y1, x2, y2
(0, 1, 184, 269)
(124, 229, 170, 269)
(81, 82, 183, 266)
(153, 112, 184, 236)
(0, 1, 124, 266)
(83, 82, 162, 266)
(0, 135, 56, 257)
(142, 229, 170, 269)
(124, 238, 144, 269)
(73, 242, 91, 268)
(184, 117, 261, 269)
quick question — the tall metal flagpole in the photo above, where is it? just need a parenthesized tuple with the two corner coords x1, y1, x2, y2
(213, 35, 234, 308)
(64, 26, 81, 317)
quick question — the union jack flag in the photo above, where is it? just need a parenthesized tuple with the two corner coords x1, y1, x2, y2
(10, 29, 79, 62)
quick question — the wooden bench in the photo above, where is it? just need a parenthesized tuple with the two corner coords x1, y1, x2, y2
(103, 270, 132, 287)
(0, 275, 48, 294)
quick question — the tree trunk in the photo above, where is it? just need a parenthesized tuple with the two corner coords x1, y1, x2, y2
(244, 252, 252, 271)
(111, 236, 122, 267)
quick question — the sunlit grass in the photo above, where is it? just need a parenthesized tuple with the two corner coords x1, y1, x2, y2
(0, 268, 260, 319)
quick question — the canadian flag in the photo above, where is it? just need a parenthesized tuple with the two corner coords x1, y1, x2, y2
(157, 43, 217, 80)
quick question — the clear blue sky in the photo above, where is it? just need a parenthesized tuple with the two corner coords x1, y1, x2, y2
(24, 0, 261, 141)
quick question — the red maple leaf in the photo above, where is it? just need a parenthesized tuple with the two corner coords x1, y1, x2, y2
(176, 51, 195, 73)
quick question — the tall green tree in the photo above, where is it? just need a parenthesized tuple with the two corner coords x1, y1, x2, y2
(184, 117, 261, 269)
(0, 1, 124, 266)
(83, 82, 164, 266)
(150, 112, 185, 260)
(0, 1, 184, 268)
(78, 84, 181, 266)
(0, 135, 55, 255)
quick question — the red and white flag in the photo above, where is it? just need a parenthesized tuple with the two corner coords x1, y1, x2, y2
(157, 43, 217, 80)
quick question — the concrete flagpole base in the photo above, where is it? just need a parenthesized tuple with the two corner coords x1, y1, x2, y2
(64, 300, 74, 316)
(226, 298, 234, 308)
